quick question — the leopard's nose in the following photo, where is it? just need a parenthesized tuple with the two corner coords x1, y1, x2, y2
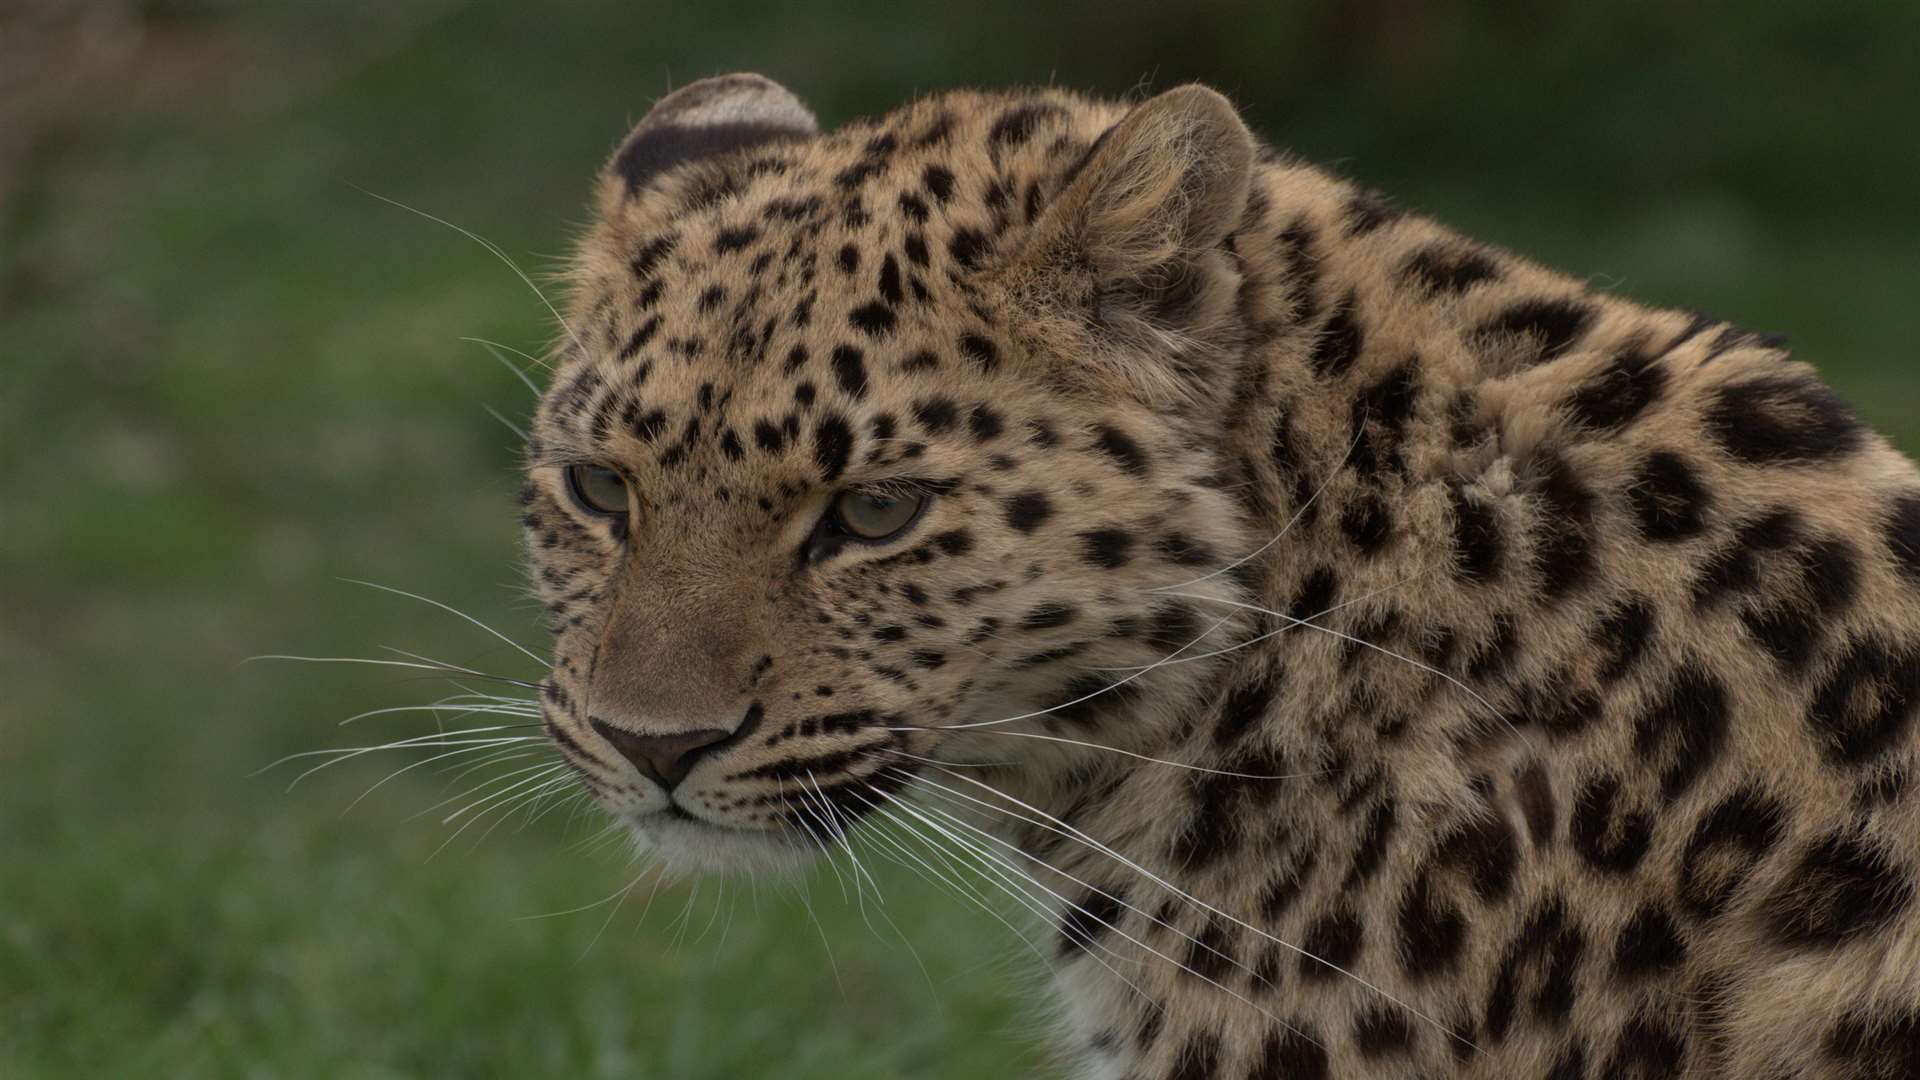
(587, 718, 731, 789)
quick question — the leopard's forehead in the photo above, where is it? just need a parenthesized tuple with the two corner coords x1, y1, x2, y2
(532, 90, 1120, 505)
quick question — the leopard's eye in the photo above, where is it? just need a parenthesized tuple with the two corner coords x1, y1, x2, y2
(832, 490, 926, 540)
(566, 464, 630, 517)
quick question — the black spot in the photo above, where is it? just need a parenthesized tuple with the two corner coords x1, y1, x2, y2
(631, 408, 668, 443)
(1570, 774, 1654, 875)
(1297, 908, 1363, 981)
(1259, 847, 1317, 921)
(1806, 635, 1920, 767)
(910, 397, 960, 435)
(629, 234, 677, 279)
(1477, 298, 1595, 365)
(1146, 603, 1200, 653)
(1593, 598, 1655, 684)
(1020, 603, 1077, 631)
(1705, 376, 1864, 465)
(1288, 567, 1340, 626)
(618, 316, 662, 360)
(1449, 485, 1503, 582)
(948, 227, 989, 269)
(1435, 815, 1519, 902)
(1397, 877, 1465, 980)
(1530, 451, 1597, 599)
(1004, 491, 1053, 533)
(829, 345, 868, 400)
(812, 416, 853, 482)
(1213, 667, 1280, 747)
(966, 403, 1003, 442)
(848, 301, 896, 337)
(1466, 613, 1519, 683)
(1631, 664, 1728, 801)
(1600, 1016, 1686, 1080)
(712, 225, 758, 254)
(1250, 1024, 1328, 1080)
(1678, 786, 1785, 919)
(1344, 188, 1404, 236)
(1308, 292, 1364, 377)
(1764, 831, 1913, 948)
(922, 164, 954, 202)
(933, 529, 974, 556)
(1343, 797, 1398, 891)
(1154, 533, 1215, 567)
(909, 650, 945, 669)
(1691, 508, 1801, 609)
(1886, 493, 1920, 585)
(1824, 1008, 1920, 1078)
(1091, 425, 1149, 476)
(1402, 242, 1501, 296)
(989, 103, 1063, 147)
(1183, 919, 1236, 983)
(1629, 451, 1711, 542)
(1613, 904, 1687, 978)
(957, 333, 998, 371)
(1485, 897, 1584, 1039)
(1566, 349, 1667, 433)
(1056, 888, 1124, 958)
(1353, 1006, 1414, 1059)
(1078, 528, 1134, 569)
(1339, 493, 1393, 555)
(877, 254, 903, 304)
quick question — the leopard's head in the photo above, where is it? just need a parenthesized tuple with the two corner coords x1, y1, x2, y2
(523, 74, 1263, 874)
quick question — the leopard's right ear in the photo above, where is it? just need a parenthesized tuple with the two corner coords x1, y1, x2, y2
(599, 73, 817, 208)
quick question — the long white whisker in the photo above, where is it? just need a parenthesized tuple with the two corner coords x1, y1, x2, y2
(1149, 424, 1365, 595)
(892, 612, 1235, 733)
(902, 765, 1471, 1051)
(352, 186, 585, 354)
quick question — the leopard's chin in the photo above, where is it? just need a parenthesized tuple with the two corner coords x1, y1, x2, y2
(625, 809, 819, 878)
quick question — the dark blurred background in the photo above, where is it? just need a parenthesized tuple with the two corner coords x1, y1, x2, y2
(5, 1, 1917, 1075)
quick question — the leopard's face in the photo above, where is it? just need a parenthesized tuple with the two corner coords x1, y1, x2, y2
(519, 78, 1258, 875)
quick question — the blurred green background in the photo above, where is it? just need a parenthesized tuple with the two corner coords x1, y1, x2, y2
(4, 1, 1917, 1076)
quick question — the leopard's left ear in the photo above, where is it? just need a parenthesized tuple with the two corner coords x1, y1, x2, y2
(599, 73, 817, 208)
(1006, 85, 1255, 402)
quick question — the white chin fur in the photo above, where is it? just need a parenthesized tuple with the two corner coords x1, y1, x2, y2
(627, 814, 819, 878)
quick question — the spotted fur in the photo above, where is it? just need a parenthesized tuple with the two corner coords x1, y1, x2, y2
(521, 74, 1920, 1078)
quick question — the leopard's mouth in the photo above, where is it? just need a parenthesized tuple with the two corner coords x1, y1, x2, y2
(622, 806, 819, 877)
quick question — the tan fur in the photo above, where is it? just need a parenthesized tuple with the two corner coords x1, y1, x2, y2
(523, 76, 1920, 1078)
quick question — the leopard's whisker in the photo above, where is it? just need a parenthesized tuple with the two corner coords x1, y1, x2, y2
(463, 335, 553, 389)
(1160, 589, 1526, 748)
(894, 612, 1236, 733)
(337, 701, 540, 727)
(352, 185, 585, 355)
(858, 795, 1061, 978)
(1092, 572, 1429, 674)
(903, 780, 1286, 998)
(878, 733, 1310, 780)
(483, 403, 529, 443)
(1147, 423, 1365, 596)
(902, 764, 1472, 1051)
(342, 743, 536, 813)
(377, 645, 545, 689)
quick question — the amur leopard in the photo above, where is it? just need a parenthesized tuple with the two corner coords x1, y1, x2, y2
(515, 73, 1920, 1078)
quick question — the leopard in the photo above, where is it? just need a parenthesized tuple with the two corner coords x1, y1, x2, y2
(516, 73, 1920, 1078)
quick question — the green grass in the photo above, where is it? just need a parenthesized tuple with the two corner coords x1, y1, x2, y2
(4, 1, 1917, 1076)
